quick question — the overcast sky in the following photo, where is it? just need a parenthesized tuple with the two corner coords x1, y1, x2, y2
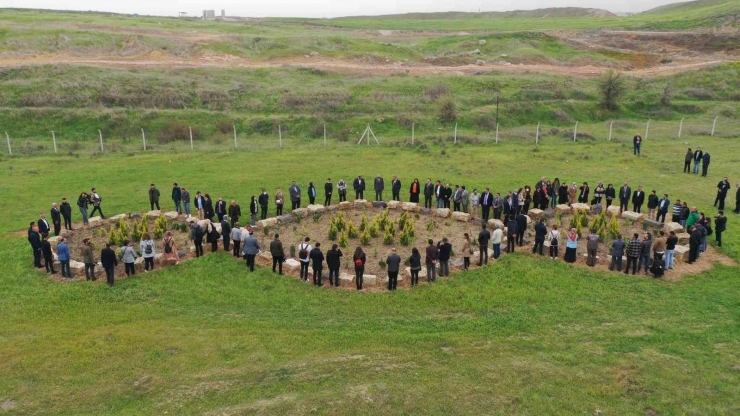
(5, 0, 689, 18)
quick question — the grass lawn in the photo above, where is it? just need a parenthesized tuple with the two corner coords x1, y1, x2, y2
(1, 133, 739, 414)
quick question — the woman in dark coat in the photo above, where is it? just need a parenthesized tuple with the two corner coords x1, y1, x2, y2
(578, 182, 590, 204)
(605, 184, 616, 207)
(558, 182, 569, 205)
(207, 220, 220, 252)
(409, 179, 420, 203)
(551, 178, 560, 208)
(203, 193, 215, 220)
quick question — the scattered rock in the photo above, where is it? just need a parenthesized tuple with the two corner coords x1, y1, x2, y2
(354, 199, 370, 208)
(472, 49, 481, 54)
(387, 200, 401, 209)
(622, 211, 644, 222)
(401, 202, 421, 212)
(487, 219, 504, 230)
(676, 232, 690, 245)
(404, 266, 427, 278)
(434, 208, 451, 218)
(88, 216, 103, 227)
(292, 208, 308, 218)
(309, 51, 319, 57)
(109, 213, 127, 222)
(643, 219, 663, 229)
(338, 201, 353, 210)
(372, 201, 388, 209)
(478, 39, 486, 46)
(130, 212, 142, 219)
(664, 222, 683, 233)
(382, 274, 404, 283)
(528, 208, 544, 219)
(48, 236, 61, 244)
(555, 204, 571, 214)
(607, 205, 621, 216)
(452, 211, 470, 222)
(69, 260, 85, 276)
(284, 258, 301, 272)
(476, 59, 486, 66)
(307, 204, 326, 214)
(571, 203, 590, 212)
(420, 208, 432, 215)
(449, 258, 464, 267)
(259, 217, 278, 228)
(277, 215, 294, 224)
(164, 211, 179, 220)
(674, 245, 690, 262)
(146, 210, 162, 218)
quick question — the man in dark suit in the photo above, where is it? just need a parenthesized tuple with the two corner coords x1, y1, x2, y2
(515, 212, 528, 246)
(353, 176, 365, 200)
(391, 176, 401, 201)
(533, 219, 547, 255)
(434, 181, 444, 208)
(701, 151, 710, 177)
(480, 189, 493, 221)
(657, 194, 670, 223)
(632, 186, 645, 213)
(324, 178, 333, 206)
(258, 190, 269, 220)
(220, 216, 232, 251)
(374, 174, 384, 201)
(216, 197, 227, 222)
(228, 200, 241, 227)
(148, 184, 161, 211)
(423, 178, 434, 208)
(37, 213, 51, 238)
(50, 203, 62, 236)
(289, 181, 301, 209)
(309, 242, 325, 286)
(28, 223, 42, 268)
(493, 193, 503, 221)
(619, 182, 631, 213)
(60, 198, 73, 230)
(503, 194, 515, 219)
(715, 177, 731, 210)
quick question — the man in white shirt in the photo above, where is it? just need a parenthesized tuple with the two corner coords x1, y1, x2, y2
(298, 237, 312, 282)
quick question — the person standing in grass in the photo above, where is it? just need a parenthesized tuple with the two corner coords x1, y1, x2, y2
(653, 231, 667, 263)
(637, 232, 652, 275)
(308, 182, 317, 205)
(392, 176, 402, 202)
(408, 247, 421, 288)
(688, 226, 703, 264)
(693, 147, 703, 174)
(568, 183, 578, 206)
(443, 183, 453, 210)
(564, 228, 578, 264)
(258, 189, 269, 220)
(492, 224, 503, 260)
(249, 196, 258, 226)
(374, 174, 384, 202)
(506, 216, 518, 253)
(686, 207, 700, 228)
(309, 242, 324, 286)
(452, 185, 462, 212)
(77, 192, 90, 226)
(101, 243, 117, 286)
(619, 182, 631, 213)
(425, 239, 439, 283)
(436, 238, 451, 278)
(298, 237, 312, 282)
(684, 148, 693, 173)
(216, 197, 227, 222)
(324, 179, 333, 206)
(604, 184, 615, 208)
(665, 231, 677, 270)
(289, 181, 301, 209)
(353, 247, 366, 290)
(203, 194, 215, 221)
(194, 191, 205, 219)
(632, 186, 645, 214)
(657, 194, 670, 223)
(477, 224, 491, 265)
(89, 188, 105, 219)
(647, 190, 659, 220)
(242, 227, 260, 272)
(625, 233, 642, 274)
(548, 225, 560, 260)
(120, 240, 136, 277)
(516, 212, 527, 247)
(551, 178, 560, 208)
(221, 216, 231, 252)
(57, 237, 71, 278)
(162, 231, 179, 265)
(81, 238, 96, 280)
(207, 220, 220, 252)
(558, 181, 569, 205)
(409, 178, 420, 204)
(337, 179, 347, 203)
(609, 235, 625, 272)
(714, 211, 727, 248)
(533, 219, 547, 256)
(230, 223, 242, 258)
(353, 175, 366, 200)
(735, 183, 740, 214)
(181, 187, 191, 217)
(228, 200, 241, 228)
(326, 244, 342, 287)
(578, 182, 590, 204)
(633, 134, 642, 155)
(50, 203, 61, 236)
(189, 220, 204, 258)
(386, 247, 401, 291)
(275, 188, 285, 216)
(594, 182, 605, 206)
(586, 229, 599, 267)
(148, 184, 160, 211)
(140, 233, 155, 272)
(172, 183, 182, 214)
(701, 151, 711, 177)
(270, 233, 285, 275)
(424, 178, 434, 209)
(462, 233, 472, 270)
(715, 177, 731, 211)
(40, 234, 56, 274)
(37, 213, 50, 238)
(28, 222, 42, 268)
(470, 189, 480, 219)
(460, 186, 470, 213)
(434, 181, 444, 209)
(60, 197, 72, 231)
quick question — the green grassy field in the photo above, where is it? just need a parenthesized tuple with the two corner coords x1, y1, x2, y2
(1, 134, 739, 415)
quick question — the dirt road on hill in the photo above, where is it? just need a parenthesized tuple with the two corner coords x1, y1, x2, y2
(0, 53, 730, 77)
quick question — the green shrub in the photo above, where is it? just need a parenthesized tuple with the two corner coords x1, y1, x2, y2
(347, 220, 359, 239)
(339, 231, 349, 248)
(328, 222, 338, 240)
(360, 229, 371, 246)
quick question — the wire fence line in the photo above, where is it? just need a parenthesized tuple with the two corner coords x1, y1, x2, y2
(3, 116, 738, 156)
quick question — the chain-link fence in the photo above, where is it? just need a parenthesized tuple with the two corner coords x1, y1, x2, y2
(3, 116, 739, 156)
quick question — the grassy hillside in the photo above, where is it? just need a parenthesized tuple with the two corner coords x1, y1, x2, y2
(1, 138, 739, 415)
(352, 7, 615, 19)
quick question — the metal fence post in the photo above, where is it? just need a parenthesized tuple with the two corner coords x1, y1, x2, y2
(411, 123, 414, 145)
(98, 129, 104, 152)
(678, 117, 684, 138)
(711, 116, 718, 136)
(608, 121, 613, 141)
(573, 121, 578, 142)
(645, 119, 651, 140)
(141, 128, 147, 151)
(535, 122, 540, 145)
(233, 125, 237, 149)
(495, 123, 499, 144)
(5, 132, 10, 155)
(52, 131, 57, 153)
(279, 125, 282, 148)
(454, 123, 457, 144)
(189, 126, 193, 150)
